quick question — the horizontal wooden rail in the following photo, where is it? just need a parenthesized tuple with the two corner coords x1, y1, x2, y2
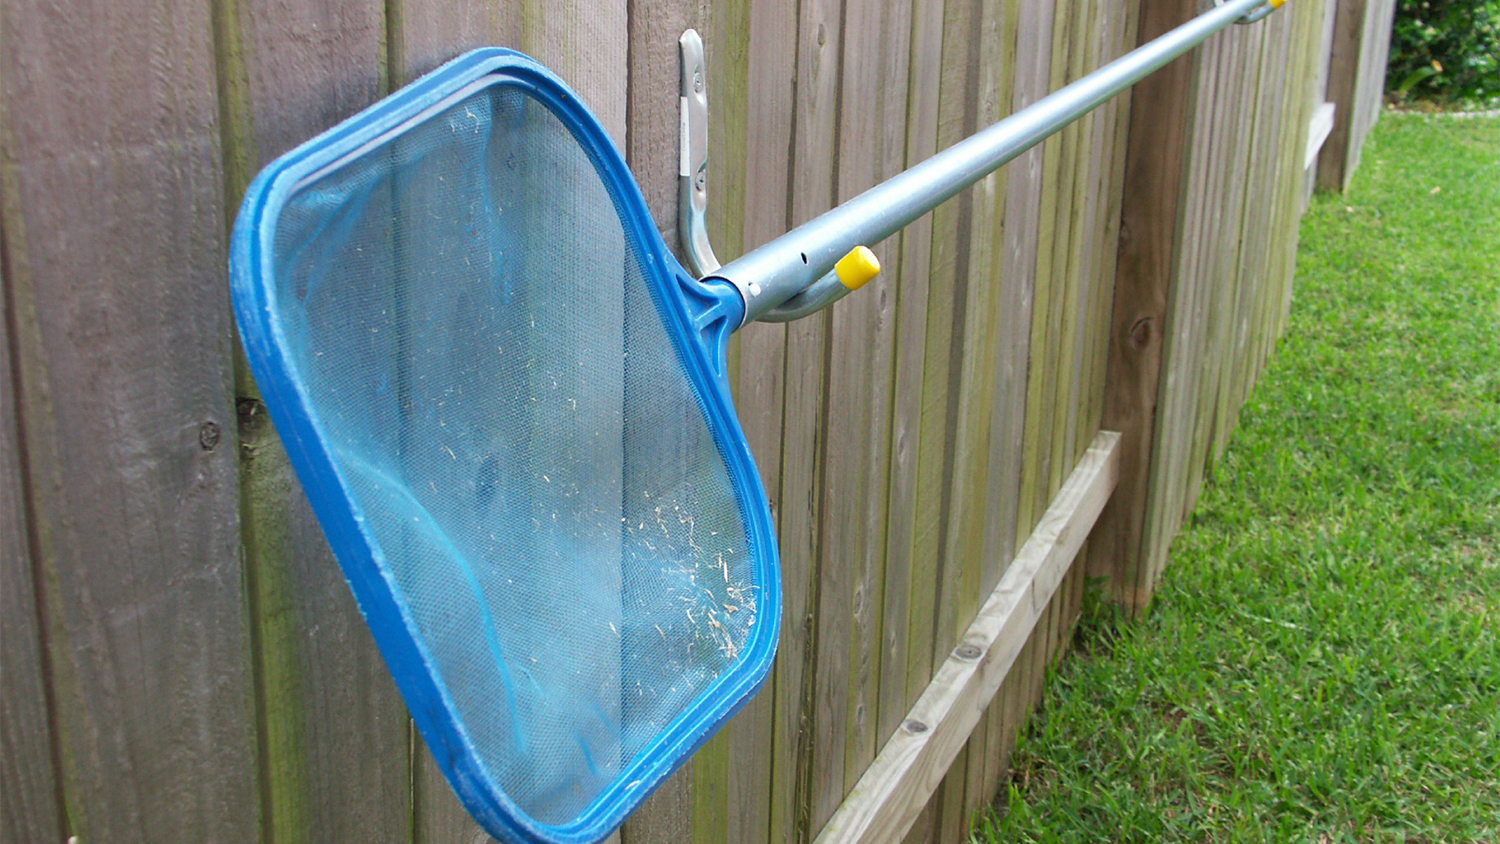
(1305, 102, 1336, 169)
(814, 430, 1122, 844)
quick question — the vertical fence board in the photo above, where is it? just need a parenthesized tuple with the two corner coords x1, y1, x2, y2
(1142, 29, 1221, 591)
(1317, 0, 1393, 192)
(834, 0, 912, 797)
(750, 0, 809, 838)
(910, 0, 986, 829)
(976, 0, 1057, 802)
(1094, 0, 1202, 611)
(1016, 0, 1071, 545)
(775, 0, 841, 834)
(1248, 9, 1293, 402)
(1212, 21, 1269, 463)
(0, 254, 64, 844)
(885, 1, 946, 838)
(694, 0, 778, 841)
(624, 0, 708, 841)
(945, 0, 1017, 819)
(794, 0, 846, 827)
(386, 7, 529, 842)
(1216, 22, 1270, 459)
(0, 1, 258, 841)
(1185, 27, 1252, 517)
(217, 1, 414, 841)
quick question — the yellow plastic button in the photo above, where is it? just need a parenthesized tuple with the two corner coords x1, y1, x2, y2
(834, 245, 881, 291)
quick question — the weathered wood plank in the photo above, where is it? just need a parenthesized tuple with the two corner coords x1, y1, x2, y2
(0, 249, 65, 844)
(1242, 11, 1291, 411)
(392, 0, 522, 83)
(964, 0, 1030, 808)
(387, 7, 527, 842)
(832, 0, 912, 800)
(1045, 0, 1091, 497)
(1092, 0, 1203, 611)
(1015, 0, 1072, 545)
(942, 0, 1017, 819)
(771, 0, 841, 836)
(1141, 28, 1224, 592)
(975, 0, 1057, 805)
(1213, 22, 1271, 466)
(814, 432, 1120, 844)
(620, 1, 703, 842)
(691, 3, 778, 843)
(218, 1, 413, 840)
(885, 3, 946, 840)
(627, 6, 735, 844)
(1187, 24, 1249, 514)
(796, 0, 852, 829)
(882, 0, 945, 746)
(741, 0, 805, 842)
(1000, 0, 1082, 818)
(908, 0, 989, 830)
(1317, 0, 1393, 192)
(1317, 0, 1357, 191)
(0, 1, 259, 840)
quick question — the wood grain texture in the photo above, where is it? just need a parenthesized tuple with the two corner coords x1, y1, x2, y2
(814, 432, 1120, 844)
(0, 1, 258, 840)
(975, 0, 1057, 805)
(831, 0, 912, 802)
(0, 240, 65, 844)
(388, 5, 529, 842)
(884, 4, 945, 840)
(695, 1, 779, 842)
(947, 0, 1019, 818)
(741, 0, 804, 840)
(1318, 0, 1358, 191)
(1140, 29, 1221, 593)
(902, 0, 983, 829)
(218, 1, 413, 840)
(788, 0, 842, 831)
(1093, 0, 1202, 612)
(1316, 0, 1392, 192)
(619, 0, 707, 841)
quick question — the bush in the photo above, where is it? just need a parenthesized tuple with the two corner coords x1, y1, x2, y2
(1388, 0, 1500, 105)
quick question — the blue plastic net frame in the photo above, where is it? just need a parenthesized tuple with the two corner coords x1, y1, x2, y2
(229, 49, 781, 844)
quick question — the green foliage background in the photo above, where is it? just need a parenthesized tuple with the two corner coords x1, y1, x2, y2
(1388, 0, 1500, 105)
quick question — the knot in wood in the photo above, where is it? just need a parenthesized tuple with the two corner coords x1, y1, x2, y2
(903, 719, 929, 735)
(1128, 316, 1153, 350)
(198, 421, 221, 451)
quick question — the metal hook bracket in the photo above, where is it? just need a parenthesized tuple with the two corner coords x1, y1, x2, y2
(678, 29, 721, 277)
(677, 29, 879, 323)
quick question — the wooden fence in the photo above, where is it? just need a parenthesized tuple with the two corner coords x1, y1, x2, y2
(1316, 0, 1397, 190)
(1, 0, 1385, 841)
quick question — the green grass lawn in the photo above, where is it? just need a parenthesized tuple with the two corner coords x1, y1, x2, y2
(973, 114, 1500, 843)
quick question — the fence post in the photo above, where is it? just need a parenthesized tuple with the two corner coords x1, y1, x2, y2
(1091, 0, 1200, 612)
(1317, 0, 1396, 192)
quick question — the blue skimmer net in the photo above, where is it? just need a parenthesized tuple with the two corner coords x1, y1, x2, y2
(230, 50, 780, 844)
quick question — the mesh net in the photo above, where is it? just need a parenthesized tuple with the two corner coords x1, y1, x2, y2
(268, 82, 759, 826)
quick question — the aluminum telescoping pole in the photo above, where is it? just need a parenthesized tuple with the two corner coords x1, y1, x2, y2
(711, 0, 1277, 325)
